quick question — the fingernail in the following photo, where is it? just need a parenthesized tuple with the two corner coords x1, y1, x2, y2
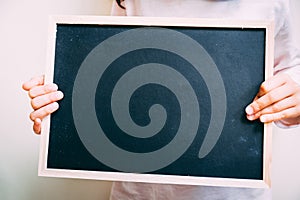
(35, 118, 42, 124)
(50, 84, 58, 91)
(245, 106, 254, 115)
(260, 116, 267, 123)
(51, 102, 59, 111)
(247, 114, 255, 121)
(56, 91, 64, 99)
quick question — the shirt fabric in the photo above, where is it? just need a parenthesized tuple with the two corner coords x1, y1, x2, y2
(108, 0, 300, 199)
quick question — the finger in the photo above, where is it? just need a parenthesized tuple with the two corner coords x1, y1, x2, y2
(259, 106, 300, 123)
(246, 83, 295, 116)
(22, 75, 45, 91)
(31, 91, 64, 110)
(259, 96, 297, 115)
(256, 74, 288, 98)
(30, 102, 59, 121)
(33, 118, 42, 134)
(246, 96, 296, 121)
(29, 83, 58, 99)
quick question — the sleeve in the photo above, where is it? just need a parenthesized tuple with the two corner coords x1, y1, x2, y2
(110, 0, 127, 16)
(273, 0, 300, 128)
(273, 0, 300, 83)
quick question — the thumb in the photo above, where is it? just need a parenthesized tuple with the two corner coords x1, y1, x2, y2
(33, 118, 42, 134)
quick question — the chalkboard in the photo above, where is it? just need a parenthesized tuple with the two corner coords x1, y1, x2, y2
(39, 16, 274, 188)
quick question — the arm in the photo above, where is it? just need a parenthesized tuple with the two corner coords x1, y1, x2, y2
(22, 1, 124, 134)
(246, 0, 300, 127)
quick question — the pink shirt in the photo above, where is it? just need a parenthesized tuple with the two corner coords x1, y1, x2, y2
(108, 0, 300, 199)
(112, 0, 300, 127)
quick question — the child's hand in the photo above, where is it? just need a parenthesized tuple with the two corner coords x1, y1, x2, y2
(246, 73, 300, 125)
(22, 75, 64, 134)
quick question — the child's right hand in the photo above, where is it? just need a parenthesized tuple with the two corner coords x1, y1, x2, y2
(22, 75, 64, 134)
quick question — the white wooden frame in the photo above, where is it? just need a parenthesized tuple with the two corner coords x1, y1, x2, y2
(39, 15, 274, 188)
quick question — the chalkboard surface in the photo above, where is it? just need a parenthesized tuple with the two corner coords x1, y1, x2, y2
(40, 16, 273, 188)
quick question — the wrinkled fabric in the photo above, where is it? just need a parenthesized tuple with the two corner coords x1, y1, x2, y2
(110, 182, 271, 200)
(108, 0, 299, 199)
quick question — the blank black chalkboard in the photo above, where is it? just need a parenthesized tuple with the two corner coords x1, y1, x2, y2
(39, 16, 273, 188)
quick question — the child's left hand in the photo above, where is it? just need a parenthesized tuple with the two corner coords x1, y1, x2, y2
(246, 73, 300, 125)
